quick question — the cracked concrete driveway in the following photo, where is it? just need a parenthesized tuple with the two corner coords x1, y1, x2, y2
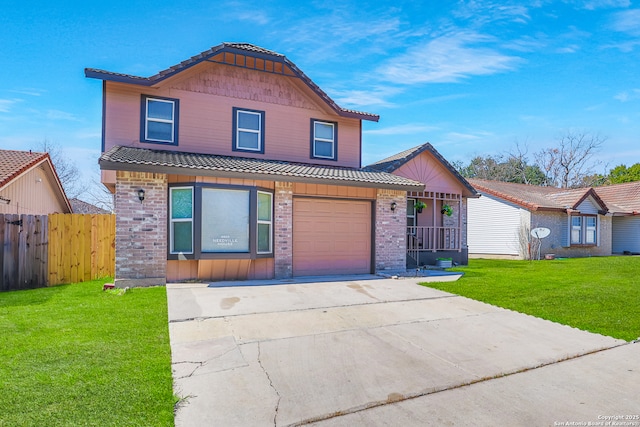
(167, 277, 640, 426)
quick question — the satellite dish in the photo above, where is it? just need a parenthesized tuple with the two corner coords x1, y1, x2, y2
(531, 227, 550, 239)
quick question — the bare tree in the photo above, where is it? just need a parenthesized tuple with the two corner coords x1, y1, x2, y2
(534, 131, 605, 188)
(38, 140, 88, 199)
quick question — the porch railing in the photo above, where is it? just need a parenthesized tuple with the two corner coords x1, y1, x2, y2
(407, 226, 461, 263)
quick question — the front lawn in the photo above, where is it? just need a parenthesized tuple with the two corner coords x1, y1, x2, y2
(0, 279, 175, 427)
(423, 257, 640, 342)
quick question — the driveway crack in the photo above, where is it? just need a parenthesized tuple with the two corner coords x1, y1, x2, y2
(257, 342, 281, 427)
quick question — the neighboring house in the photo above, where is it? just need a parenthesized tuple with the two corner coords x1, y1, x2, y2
(87, 42, 439, 287)
(592, 181, 640, 254)
(69, 198, 111, 214)
(366, 143, 478, 266)
(0, 149, 71, 215)
(467, 179, 611, 259)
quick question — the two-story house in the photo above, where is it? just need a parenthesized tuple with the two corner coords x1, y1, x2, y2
(86, 43, 474, 287)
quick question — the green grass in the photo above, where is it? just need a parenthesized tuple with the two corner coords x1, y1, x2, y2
(0, 279, 176, 427)
(423, 257, 640, 342)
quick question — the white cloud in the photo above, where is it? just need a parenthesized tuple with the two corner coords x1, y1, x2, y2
(0, 99, 20, 113)
(46, 110, 80, 121)
(363, 124, 439, 136)
(610, 9, 640, 36)
(614, 89, 640, 102)
(237, 11, 270, 25)
(453, 2, 531, 26)
(583, 0, 630, 10)
(9, 88, 46, 97)
(556, 44, 580, 53)
(376, 32, 520, 84)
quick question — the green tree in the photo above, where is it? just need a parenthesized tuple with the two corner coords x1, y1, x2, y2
(607, 163, 640, 184)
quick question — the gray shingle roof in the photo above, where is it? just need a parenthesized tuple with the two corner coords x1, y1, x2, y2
(85, 42, 379, 122)
(100, 146, 424, 191)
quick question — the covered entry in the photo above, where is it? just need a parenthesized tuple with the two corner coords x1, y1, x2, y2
(293, 198, 372, 276)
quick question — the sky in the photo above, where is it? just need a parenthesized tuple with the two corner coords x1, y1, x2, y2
(2, 0, 640, 199)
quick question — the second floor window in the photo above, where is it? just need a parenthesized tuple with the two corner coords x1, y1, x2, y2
(311, 119, 337, 160)
(233, 108, 265, 153)
(141, 95, 178, 144)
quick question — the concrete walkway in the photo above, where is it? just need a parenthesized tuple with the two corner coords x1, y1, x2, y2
(167, 277, 640, 427)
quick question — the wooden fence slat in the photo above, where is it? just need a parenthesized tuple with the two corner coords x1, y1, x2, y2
(1, 213, 115, 290)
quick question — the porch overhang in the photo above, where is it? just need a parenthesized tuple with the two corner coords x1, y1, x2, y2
(99, 146, 425, 192)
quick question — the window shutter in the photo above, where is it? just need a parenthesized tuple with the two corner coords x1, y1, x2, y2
(596, 216, 601, 247)
(561, 215, 570, 247)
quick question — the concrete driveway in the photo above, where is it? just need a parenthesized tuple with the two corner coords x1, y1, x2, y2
(167, 277, 640, 427)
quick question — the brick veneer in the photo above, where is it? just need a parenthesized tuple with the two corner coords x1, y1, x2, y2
(114, 171, 168, 287)
(375, 189, 407, 272)
(274, 181, 293, 279)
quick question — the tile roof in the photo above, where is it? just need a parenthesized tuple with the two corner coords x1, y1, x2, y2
(0, 149, 49, 189)
(85, 42, 379, 122)
(469, 179, 608, 212)
(366, 143, 477, 196)
(593, 181, 640, 214)
(99, 146, 425, 191)
(69, 198, 111, 214)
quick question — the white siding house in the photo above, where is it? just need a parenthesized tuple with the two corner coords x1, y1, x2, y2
(612, 216, 640, 254)
(468, 179, 611, 259)
(467, 193, 528, 257)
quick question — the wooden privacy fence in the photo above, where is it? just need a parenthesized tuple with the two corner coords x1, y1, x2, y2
(0, 213, 115, 291)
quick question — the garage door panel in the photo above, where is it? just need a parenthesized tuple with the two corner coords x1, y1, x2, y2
(293, 198, 371, 276)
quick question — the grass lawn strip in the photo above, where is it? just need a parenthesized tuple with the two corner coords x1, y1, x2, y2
(0, 279, 176, 427)
(423, 257, 640, 342)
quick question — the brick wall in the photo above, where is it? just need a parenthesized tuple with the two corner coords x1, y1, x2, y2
(114, 171, 168, 287)
(375, 189, 406, 272)
(531, 211, 612, 258)
(274, 181, 293, 279)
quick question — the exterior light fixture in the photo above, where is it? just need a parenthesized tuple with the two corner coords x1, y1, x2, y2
(0, 196, 10, 205)
(137, 188, 145, 202)
(390, 201, 397, 212)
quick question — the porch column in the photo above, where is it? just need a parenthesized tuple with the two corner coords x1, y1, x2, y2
(114, 171, 167, 287)
(375, 189, 407, 272)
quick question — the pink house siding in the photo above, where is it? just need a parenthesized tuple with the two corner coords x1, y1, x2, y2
(393, 151, 463, 194)
(102, 61, 363, 176)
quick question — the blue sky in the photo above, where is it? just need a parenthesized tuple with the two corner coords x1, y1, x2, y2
(1, 0, 640, 192)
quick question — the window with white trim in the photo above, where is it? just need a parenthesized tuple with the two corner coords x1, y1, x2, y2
(169, 187, 193, 254)
(257, 191, 273, 254)
(570, 215, 598, 245)
(142, 95, 178, 144)
(233, 108, 265, 153)
(311, 119, 337, 160)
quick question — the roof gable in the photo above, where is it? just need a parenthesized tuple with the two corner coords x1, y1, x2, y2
(85, 42, 378, 122)
(366, 143, 477, 196)
(0, 149, 72, 212)
(593, 181, 640, 214)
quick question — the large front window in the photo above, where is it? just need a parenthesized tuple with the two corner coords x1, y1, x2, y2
(201, 188, 250, 253)
(168, 184, 273, 259)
